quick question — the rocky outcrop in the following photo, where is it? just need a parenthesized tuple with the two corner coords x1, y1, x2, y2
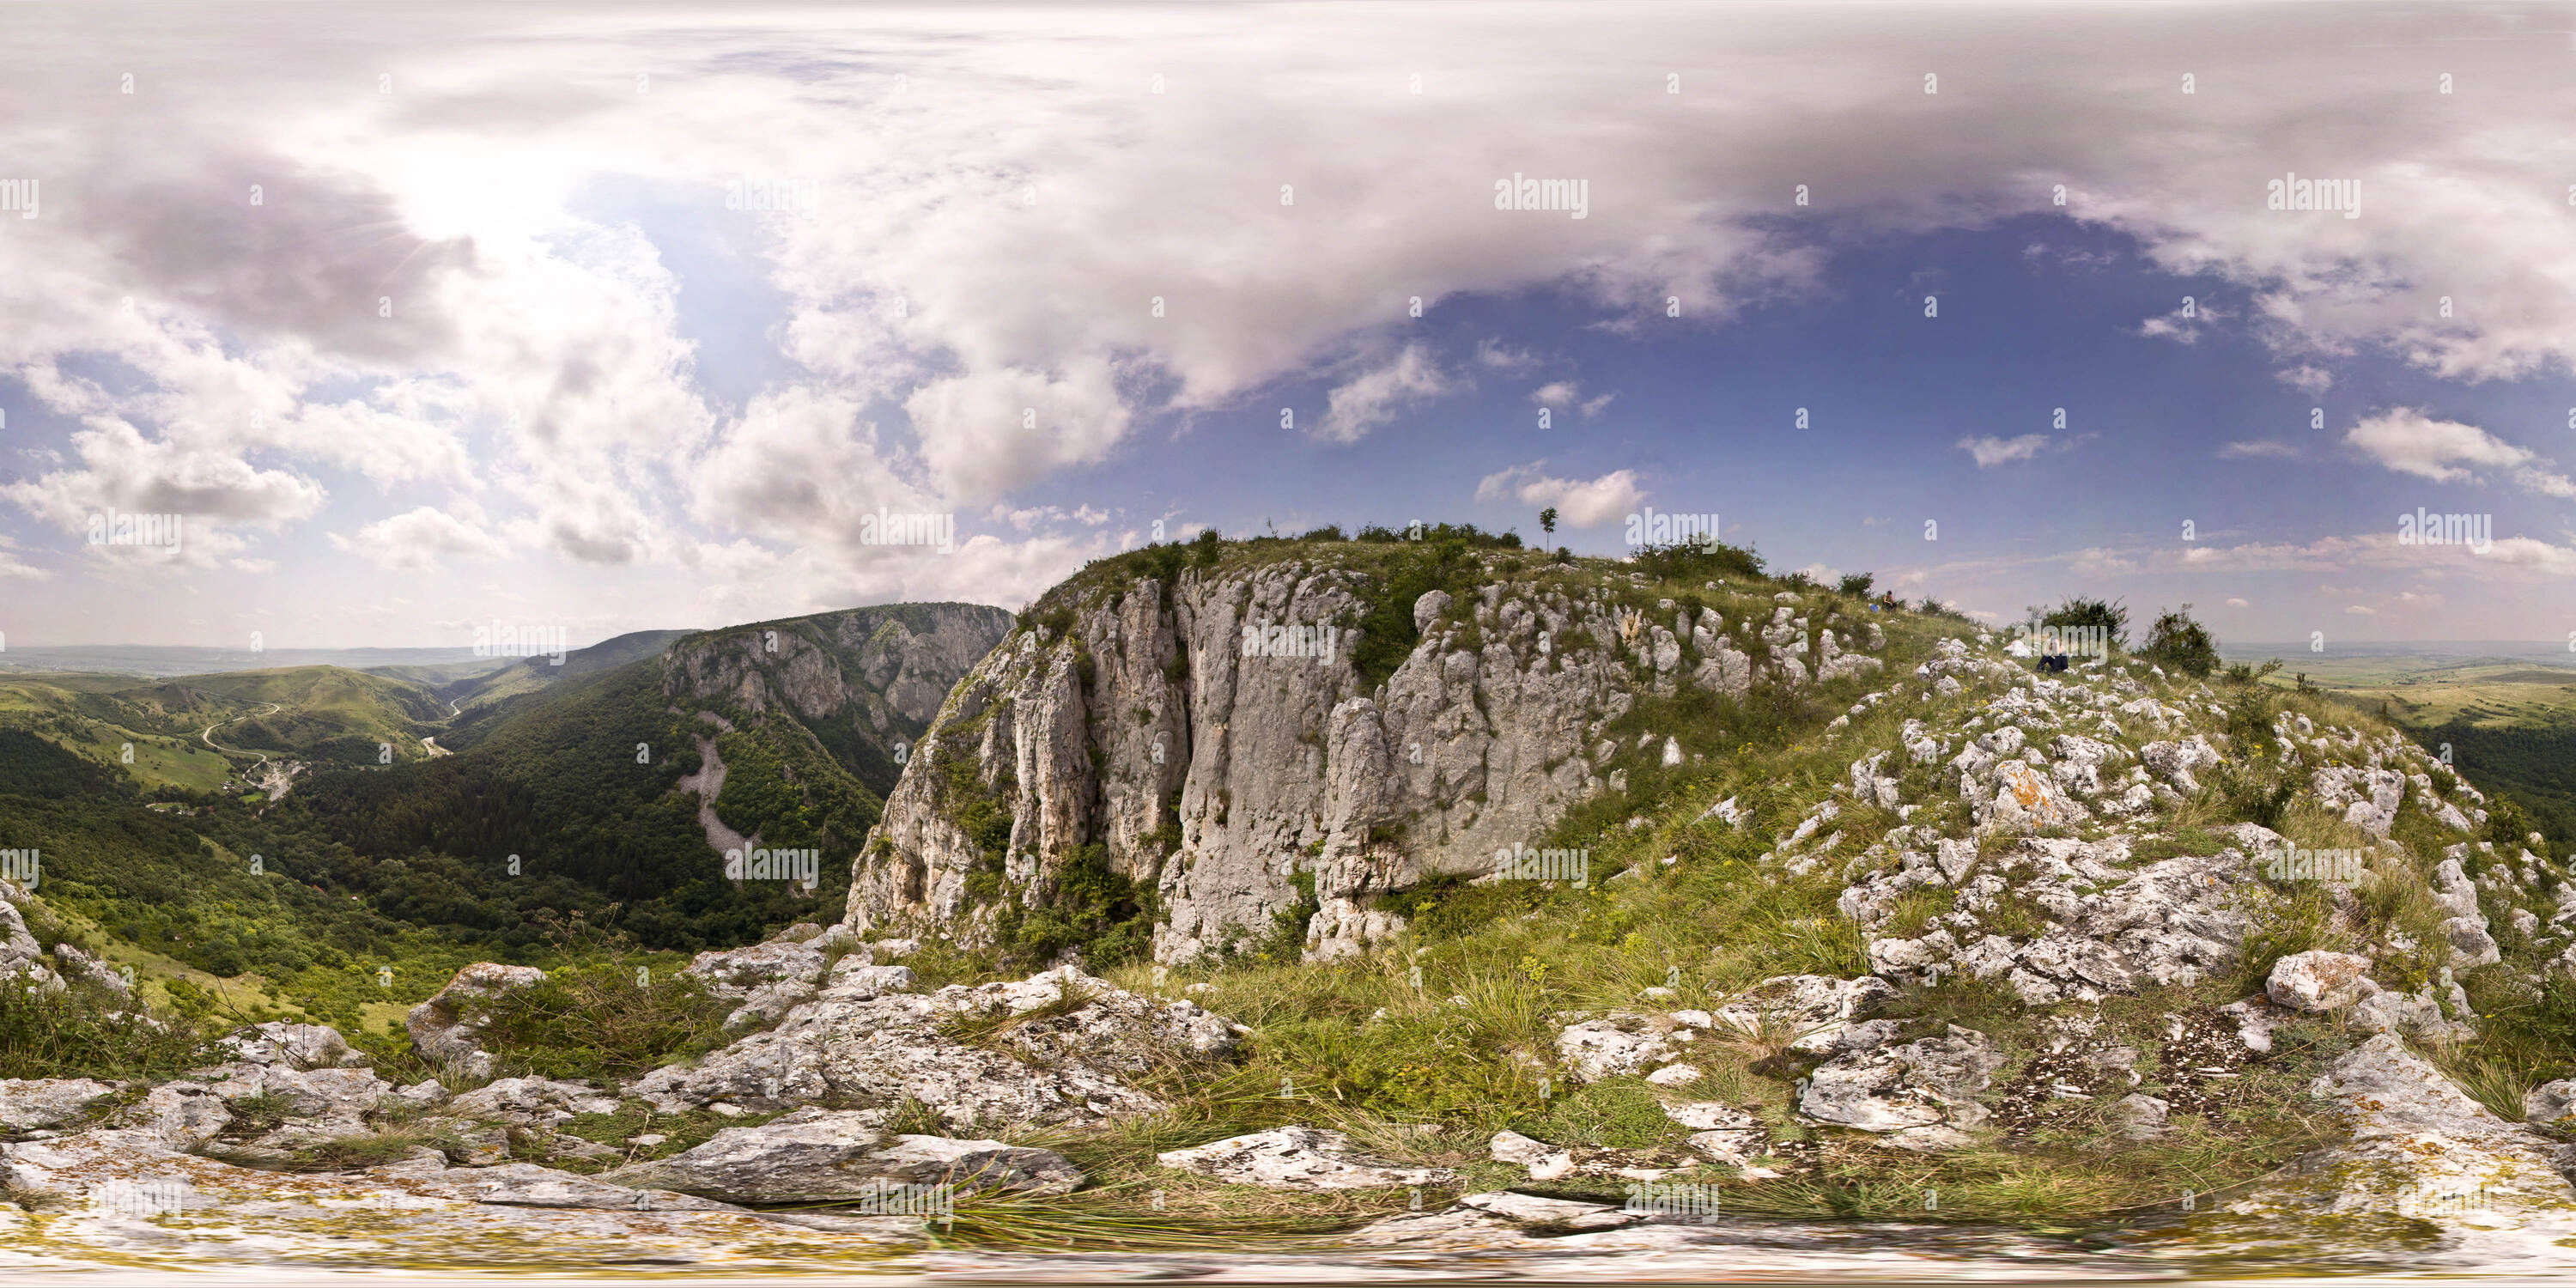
(407, 963, 547, 1081)
(0, 1077, 117, 1130)
(845, 556, 1893, 963)
(605, 1108, 1082, 1201)
(2214, 1034, 2576, 1270)
(664, 603, 1014, 792)
(1154, 1126, 1454, 1190)
(1799, 1024, 2006, 1150)
(219, 1020, 369, 1070)
(630, 964, 1239, 1129)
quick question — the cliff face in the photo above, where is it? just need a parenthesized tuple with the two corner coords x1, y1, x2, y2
(663, 603, 1015, 794)
(842, 548, 1890, 963)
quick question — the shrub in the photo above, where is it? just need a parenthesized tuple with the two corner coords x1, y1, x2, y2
(2027, 596, 2130, 651)
(1350, 538, 1481, 688)
(2140, 605, 2221, 677)
(2222, 658, 2285, 685)
(2219, 765, 2295, 829)
(0, 975, 210, 1079)
(1836, 572, 1875, 598)
(1005, 843, 1157, 969)
(476, 957, 731, 1081)
(1629, 540, 1765, 583)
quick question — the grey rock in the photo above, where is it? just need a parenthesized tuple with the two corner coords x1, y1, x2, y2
(1557, 1016, 1675, 1081)
(1800, 1025, 2002, 1143)
(2107, 1093, 2169, 1139)
(630, 965, 1237, 1130)
(1710, 975, 1896, 1052)
(847, 561, 1850, 965)
(1156, 1126, 1452, 1190)
(662, 604, 1014, 761)
(607, 1108, 1080, 1201)
(407, 963, 547, 1082)
(2525, 1078, 2576, 1127)
(2264, 951, 2376, 1013)
(447, 1077, 620, 1126)
(0, 1078, 118, 1130)
(50, 943, 131, 997)
(219, 1021, 368, 1071)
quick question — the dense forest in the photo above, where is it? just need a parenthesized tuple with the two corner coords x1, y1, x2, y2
(0, 650, 880, 1035)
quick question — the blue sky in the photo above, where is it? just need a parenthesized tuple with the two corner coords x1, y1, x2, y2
(1, 3, 2572, 650)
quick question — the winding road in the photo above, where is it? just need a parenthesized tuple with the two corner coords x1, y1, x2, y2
(200, 702, 283, 767)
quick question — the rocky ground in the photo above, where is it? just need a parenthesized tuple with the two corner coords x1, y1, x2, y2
(5, 561, 2574, 1276)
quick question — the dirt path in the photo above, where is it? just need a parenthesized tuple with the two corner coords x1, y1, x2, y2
(675, 732, 759, 864)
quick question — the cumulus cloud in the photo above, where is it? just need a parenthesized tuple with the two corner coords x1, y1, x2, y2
(2345, 409, 2576, 497)
(6, 3, 2576, 638)
(1474, 462, 1645, 527)
(336, 507, 511, 570)
(1956, 434, 2053, 468)
(1315, 345, 1446, 445)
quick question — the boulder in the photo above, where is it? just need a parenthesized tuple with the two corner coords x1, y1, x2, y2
(219, 1021, 368, 1071)
(2107, 1093, 2169, 1140)
(606, 1108, 1081, 1201)
(51, 943, 131, 997)
(1156, 1126, 1452, 1191)
(2221, 1033, 2576, 1267)
(2347, 987, 2475, 1043)
(446, 1077, 620, 1127)
(0, 1078, 118, 1131)
(1710, 975, 1897, 1052)
(406, 963, 547, 1081)
(2264, 951, 2377, 1013)
(1556, 1016, 1675, 1081)
(2525, 1079, 2576, 1128)
(1345, 1189, 1645, 1246)
(1663, 1101, 1767, 1165)
(1800, 1024, 2003, 1147)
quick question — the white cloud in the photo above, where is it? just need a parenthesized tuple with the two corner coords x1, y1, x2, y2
(2345, 409, 2576, 497)
(1474, 462, 1646, 527)
(7, 4, 2576, 640)
(2277, 366, 2333, 395)
(336, 507, 510, 571)
(1529, 380, 1581, 407)
(2343, 605, 2376, 616)
(2474, 536, 2576, 576)
(2225, 597, 2249, 607)
(2138, 301, 2227, 345)
(1956, 434, 2052, 468)
(1315, 345, 1446, 445)
(2218, 440, 2299, 460)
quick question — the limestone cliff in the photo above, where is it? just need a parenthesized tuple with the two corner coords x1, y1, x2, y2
(664, 603, 1014, 796)
(842, 543, 1892, 963)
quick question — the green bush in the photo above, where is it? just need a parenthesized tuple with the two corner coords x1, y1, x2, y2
(1627, 539, 1765, 583)
(2141, 605, 2221, 677)
(476, 957, 731, 1081)
(2027, 596, 2130, 651)
(1350, 539, 1482, 689)
(0, 975, 210, 1079)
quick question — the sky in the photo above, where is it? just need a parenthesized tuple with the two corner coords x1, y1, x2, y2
(1, 2, 2573, 652)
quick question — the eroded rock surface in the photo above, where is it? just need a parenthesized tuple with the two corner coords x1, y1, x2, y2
(631, 965, 1237, 1130)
